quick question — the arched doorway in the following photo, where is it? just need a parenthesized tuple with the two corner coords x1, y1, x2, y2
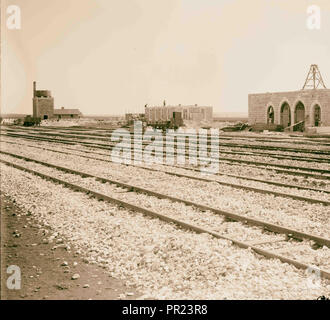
(267, 106, 275, 124)
(280, 103, 291, 128)
(314, 105, 321, 127)
(294, 102, 305, 131)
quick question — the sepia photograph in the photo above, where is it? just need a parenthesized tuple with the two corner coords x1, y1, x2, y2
(1, 0, 330, 306)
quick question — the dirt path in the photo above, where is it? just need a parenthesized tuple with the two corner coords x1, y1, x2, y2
(0, 194, 140, 300)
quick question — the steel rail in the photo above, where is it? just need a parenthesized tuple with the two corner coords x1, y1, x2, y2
(1, 150, 330, 245)
(7, 128, 330, 163)
(1, 158, 329, 280)
(4, 125, 330, 145)
(2, 132, 330, 179)
(3, 126, 330, 155)
(0, 134, 330, 188)
(2, 139, 330, 196)
(1, 147, 330, 206)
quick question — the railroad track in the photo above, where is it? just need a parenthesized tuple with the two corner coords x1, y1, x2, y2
(4, 127, 330, 168)
(1, 140, 330, 204)
(4, 127, 330, 164)
(1, 156, 330, 280)
(7, 125, 330, 151)
(1, 137, 329, 195)
(5, 125, 330, 145)
(2, 132, 330, 180)
(3, 126, 330, 155)
(6, 128, 330, 163)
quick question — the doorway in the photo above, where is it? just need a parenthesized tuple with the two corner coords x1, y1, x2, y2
(314, 105, 321, 127)
(280, 103, 291, 128)
(267, 106, 274, 124)
(294, 102, 305, 131)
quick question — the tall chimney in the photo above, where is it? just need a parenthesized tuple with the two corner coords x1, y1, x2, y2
(33, 81, 36, 97)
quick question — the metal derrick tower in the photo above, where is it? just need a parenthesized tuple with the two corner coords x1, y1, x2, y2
(302, 64, 327, 90)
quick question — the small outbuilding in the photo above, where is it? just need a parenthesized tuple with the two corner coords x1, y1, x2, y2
(54, 107, 82, 120)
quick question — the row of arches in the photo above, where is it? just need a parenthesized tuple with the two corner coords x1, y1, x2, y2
(267, 102, 321, 131)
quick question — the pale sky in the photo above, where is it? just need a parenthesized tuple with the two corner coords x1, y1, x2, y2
(1, 0, 330, 115)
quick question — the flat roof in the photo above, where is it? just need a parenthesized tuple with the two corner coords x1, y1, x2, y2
(248, 88, 330, 96)
(54, 109, 81, 115)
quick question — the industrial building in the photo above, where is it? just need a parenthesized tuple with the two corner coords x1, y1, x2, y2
(32, 81, 82, 120)
(248, 65, 330, 131)
(32, 81, 54, 120)
(145, 104, 213, 124)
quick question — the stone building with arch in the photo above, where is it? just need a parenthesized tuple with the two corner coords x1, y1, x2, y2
(248, 65, 329, 131)
(248, 89, 330, 131)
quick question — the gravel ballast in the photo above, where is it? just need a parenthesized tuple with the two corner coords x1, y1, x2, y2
(2, 137, 329, 191)
(2, 152, 330, 272)
(1, 163, 330, 299)
(1, 143, 329, 239)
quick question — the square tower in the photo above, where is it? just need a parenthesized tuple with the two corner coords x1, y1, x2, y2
(32, 81, 54, 119)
